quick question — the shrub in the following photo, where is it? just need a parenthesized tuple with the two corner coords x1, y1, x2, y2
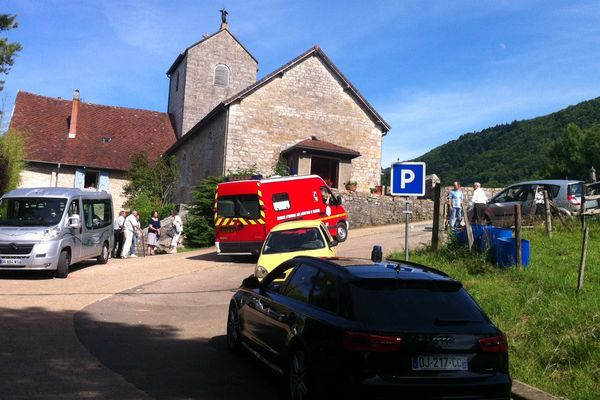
(0, 129, 25, 196)
(184, 176, 224, 248)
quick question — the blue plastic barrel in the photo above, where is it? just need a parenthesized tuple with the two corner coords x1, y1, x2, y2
(454, 230, 467, 245)
(475, 225, 495, 252)
(495, 237, 530, 268)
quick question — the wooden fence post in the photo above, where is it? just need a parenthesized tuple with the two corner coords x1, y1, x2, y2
(515, 204, 522, 270)
(431, 183, 443, 252)
(543, 190, 552, 238)
(462, 203, 474, 251)
(577, 220, 589, 292)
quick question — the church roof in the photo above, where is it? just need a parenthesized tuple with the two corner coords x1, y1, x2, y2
(9, 91, 177, 171)
(282, 137, 361, 159)
(165, 45, 391, 156)
(223, 46, 391, 132)
(166, 29, 259, 76)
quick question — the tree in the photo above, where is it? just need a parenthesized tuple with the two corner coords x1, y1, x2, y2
(0, 14, 23, 91)
(549, 123, 599, 180)
(123, 153, 179, 222)
(0, 129, 25, 195)
(184, 176, 223, 248)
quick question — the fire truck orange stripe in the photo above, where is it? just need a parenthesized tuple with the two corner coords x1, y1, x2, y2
(320, 213, 347, 222)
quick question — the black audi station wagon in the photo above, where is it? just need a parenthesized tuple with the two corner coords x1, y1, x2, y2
(227, 256, 511, 400)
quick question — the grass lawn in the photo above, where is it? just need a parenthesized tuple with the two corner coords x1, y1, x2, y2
(391, 221, 600, 400)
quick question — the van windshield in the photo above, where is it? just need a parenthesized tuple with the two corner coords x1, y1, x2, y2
(217, 195, 260, 219)
(0, 197, 67, 227)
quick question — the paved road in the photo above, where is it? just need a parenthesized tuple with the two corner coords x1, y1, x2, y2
(0, 221, 432, 399)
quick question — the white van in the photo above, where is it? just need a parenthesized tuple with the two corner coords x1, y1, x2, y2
(0, 188, 114, 278)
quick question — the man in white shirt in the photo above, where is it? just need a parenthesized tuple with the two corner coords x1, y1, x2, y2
(471, 182, 488, 224)
(121, 210, 139, 258)
(112, 210, 126, 258)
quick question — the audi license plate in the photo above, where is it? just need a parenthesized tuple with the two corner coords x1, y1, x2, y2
(412, 355, 468, 371)
(0, 258, 22, 266)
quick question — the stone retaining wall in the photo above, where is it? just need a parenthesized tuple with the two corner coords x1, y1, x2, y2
(344, 186, 503, 228)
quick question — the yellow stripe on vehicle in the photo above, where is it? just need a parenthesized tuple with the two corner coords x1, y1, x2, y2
(258, 219, 265, 224)
(320, 213, 347, 222)
(239, 218, 248, 225)
(216, 217, 223, 226)
(257, 189, 262, 198)
(223, 218, 230, 225)
(259, 199, 265, 207)
(260, 210, 266, 218)
(249, 220, 257, 225)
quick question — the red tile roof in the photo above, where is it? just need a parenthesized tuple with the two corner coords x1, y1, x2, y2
(282, 137, 361, 158)
(9, 91, 177, 171)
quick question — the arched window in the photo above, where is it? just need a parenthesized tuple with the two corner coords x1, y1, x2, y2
(214, 64, 229, 88)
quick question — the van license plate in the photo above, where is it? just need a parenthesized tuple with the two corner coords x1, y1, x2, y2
(0, 258, 22, 266)
(412, 355, 468, 371)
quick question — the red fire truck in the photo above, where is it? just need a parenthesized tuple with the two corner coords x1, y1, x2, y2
(214, 175, 349, 254)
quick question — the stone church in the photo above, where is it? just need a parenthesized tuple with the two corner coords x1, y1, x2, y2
(165, 17, 390, 203)
(9, 14, 390, 209)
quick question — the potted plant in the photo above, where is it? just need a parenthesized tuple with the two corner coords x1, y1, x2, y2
(345, 181, 358, 191)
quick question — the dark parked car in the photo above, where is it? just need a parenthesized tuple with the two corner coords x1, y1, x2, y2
(226, 256, 511, 399)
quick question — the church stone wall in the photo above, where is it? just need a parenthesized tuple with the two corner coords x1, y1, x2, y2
(167, 55, 187, 138)
(180, 31, 257, 136)
(226, 55, 383, 192)
(171, 112, 228, 204)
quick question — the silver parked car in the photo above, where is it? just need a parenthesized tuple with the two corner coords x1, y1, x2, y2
(0, 187, 114, 278)
(483, 180, 583, 226)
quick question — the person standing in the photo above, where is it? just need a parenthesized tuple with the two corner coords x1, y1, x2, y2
(112, 210, 125, 258)
(535, 186, 546, 218)
(471, 182, 488, 224)
(169, 209, 183, 254)
(147, 211, 161, 256)
(448, 181, 464, 229)
(129, 212, 140, 258)
(121, 210, 139, 258)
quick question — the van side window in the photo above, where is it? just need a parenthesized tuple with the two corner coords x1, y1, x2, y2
(68, 200, 79, 218)
(82, 199, 112, 229)
(320, 186, 336, 205)
(272, 193, 291, 211)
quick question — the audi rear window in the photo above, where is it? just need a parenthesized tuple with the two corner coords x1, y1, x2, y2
(349, 280, 487, 331)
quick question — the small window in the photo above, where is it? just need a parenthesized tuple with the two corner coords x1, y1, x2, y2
(214, 64, 229, 88)
(272, 193, 291, 211)
(82, 199, 112, 230)
(84, 171, 99, 189)
(282, 264, 319, 304)
(309, 271, 339, 314)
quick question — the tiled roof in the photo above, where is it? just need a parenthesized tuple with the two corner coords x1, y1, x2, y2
(282, 137, 361, 158)
(9, 91, 177, 171)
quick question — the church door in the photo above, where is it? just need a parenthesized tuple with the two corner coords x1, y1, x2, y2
(310, 157, 339, 188)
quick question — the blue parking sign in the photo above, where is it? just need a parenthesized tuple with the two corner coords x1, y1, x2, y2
(390, 162, 426, 196)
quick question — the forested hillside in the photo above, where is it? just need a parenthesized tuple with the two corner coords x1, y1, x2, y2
(413, 97, 600, 186)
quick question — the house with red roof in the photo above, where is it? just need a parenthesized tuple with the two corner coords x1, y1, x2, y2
(9, 90, 176, 210)
(9, 14, 389, 208)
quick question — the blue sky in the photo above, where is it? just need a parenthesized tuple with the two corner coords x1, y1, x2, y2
(3, 0, 600, 167)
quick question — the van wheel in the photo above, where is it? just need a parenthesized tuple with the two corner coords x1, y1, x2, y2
(97, 242, 109, 264)
(56, 250, 70, 279)
(336, 222, 348, 243)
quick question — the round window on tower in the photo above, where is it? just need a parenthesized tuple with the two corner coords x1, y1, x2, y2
(214, 64, 230, 88)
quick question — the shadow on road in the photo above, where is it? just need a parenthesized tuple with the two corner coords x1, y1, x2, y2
(0, 260, 99, 280)
(75, 310, 287, 400)
(187, 251, 258, 264)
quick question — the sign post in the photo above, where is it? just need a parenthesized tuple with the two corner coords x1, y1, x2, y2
(390, 162, 426, 261)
